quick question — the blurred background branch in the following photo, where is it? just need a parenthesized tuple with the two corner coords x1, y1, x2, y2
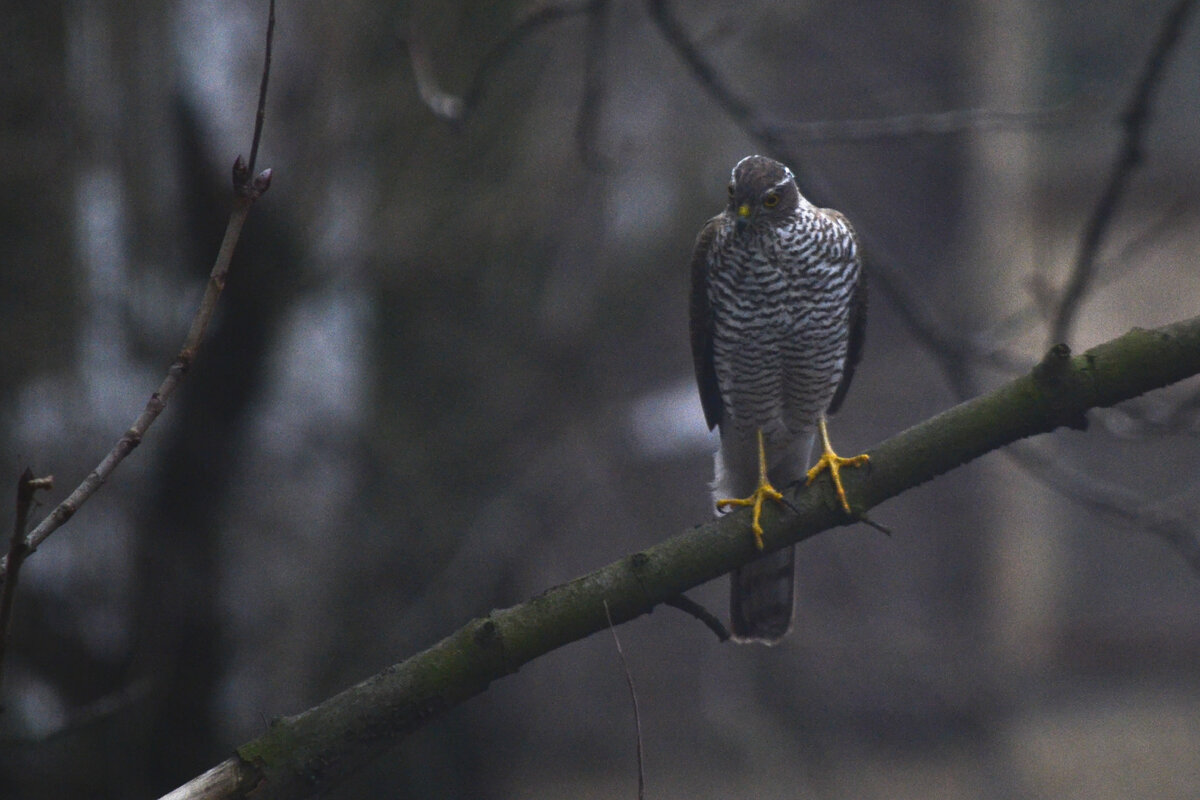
(1050, 0, 1197, 346)
(0, 470, 53, 690)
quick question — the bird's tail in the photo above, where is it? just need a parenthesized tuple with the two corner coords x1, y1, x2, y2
(718, 430, 813, 645)
(729, 546, 795, 643)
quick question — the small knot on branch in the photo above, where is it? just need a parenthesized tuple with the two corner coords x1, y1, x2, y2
(1034, 343, 1089, 431)
(233, 157, 273, 199)
(16, 469, 53, 511)
(1033, 342, 1073, 385)
(26, 476, 54, 493)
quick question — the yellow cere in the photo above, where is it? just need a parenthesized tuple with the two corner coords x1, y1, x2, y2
(737, 204, 751, 218)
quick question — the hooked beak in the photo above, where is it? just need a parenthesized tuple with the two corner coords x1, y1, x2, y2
(735, 203, 751, 233)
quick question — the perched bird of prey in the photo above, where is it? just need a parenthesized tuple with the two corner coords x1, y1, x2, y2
(689, 155, 867, 644)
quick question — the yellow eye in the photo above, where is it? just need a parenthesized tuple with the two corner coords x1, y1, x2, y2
(763, 192, 779, 208)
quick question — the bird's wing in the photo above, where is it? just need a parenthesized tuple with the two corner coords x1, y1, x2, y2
(689, 215, 723, 431)
(827, 216, 866, 416)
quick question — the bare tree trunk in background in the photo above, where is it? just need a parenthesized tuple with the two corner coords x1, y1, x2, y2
(967, 0, 1061, 674)
(125, 105, 294, 795)
(0, 0, 76, 404)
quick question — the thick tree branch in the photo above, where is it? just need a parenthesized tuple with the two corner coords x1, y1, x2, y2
(163, 314, 1200, 800)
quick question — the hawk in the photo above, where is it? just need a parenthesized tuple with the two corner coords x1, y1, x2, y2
(689, 155, 867, 644)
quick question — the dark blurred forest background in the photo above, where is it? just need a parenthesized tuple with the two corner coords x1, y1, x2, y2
(3, 1, 1200, 798)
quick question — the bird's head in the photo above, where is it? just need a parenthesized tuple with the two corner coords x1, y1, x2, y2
(727, 155, 799, 235)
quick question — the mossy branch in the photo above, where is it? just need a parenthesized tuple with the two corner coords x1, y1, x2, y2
(164, 314, 1200, 800)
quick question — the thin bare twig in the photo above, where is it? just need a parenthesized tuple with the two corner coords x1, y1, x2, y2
(1049, 0, 1196, 346)
(459, 2, 605, 114)
(644, 0, 783, 152)
(663, 594, 730, 642)
(0, 469, 54, 692)
(974, 193, 1199, 382)
(1098, 192, 1199, 279)
(245, 0, 274, 180)
(856, 514, 893, 537)
(1007, 440, 1200, 573)
(0, 677, 152, 744)
(769, 95, 1100, 145)
(405, 18, 466, 122)
(407, 0, 617, 169)
(603, 600, 645, 800)
(1092, 393, 1200, 439)
(405, 0, 600, 121)
(650, 0, 1098, 151)
(0, 0, 276, 579)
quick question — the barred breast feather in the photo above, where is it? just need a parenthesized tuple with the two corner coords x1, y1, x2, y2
(704, 204, 861, 445)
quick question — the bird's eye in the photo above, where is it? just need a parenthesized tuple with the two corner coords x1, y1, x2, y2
(763, 192, 780, 208)
(727, 183, 735, 198)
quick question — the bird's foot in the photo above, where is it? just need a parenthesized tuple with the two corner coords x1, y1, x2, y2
(716, 428, 781, 550)
(806, 417, 869, 514)
(717, 479, 784, 551)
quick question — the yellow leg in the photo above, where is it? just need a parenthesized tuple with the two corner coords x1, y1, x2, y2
(806, 416, 869, 513)
(716, 429, 783, 550)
